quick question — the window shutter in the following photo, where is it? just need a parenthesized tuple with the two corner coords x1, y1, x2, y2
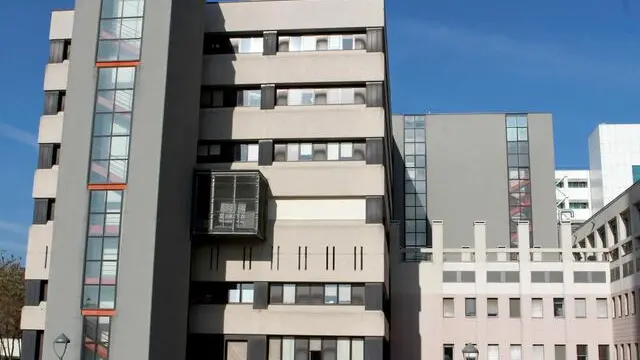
(258, 140, 273, 166)
(37, 144, 54, 169)
(366, 28, 384, 53)
(366, 138, 384, 165)
(261, 84, 275, 110)
(43, 91, 60, 115)
(263, 31, 277, 55)
(49, 40, 65, 63)
(32, 199, 50, 225)
(366, 82, 384, 108)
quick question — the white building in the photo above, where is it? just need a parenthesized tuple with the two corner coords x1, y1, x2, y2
(589, 124, 640, 212)
(555, 169, 592, 226)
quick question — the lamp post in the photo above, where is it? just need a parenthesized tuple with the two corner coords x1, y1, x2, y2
(462, 343, 479, 360)
(53, 333, 70, 360)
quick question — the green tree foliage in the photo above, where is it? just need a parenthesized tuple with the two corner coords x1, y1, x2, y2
(0, 251, 24, 360)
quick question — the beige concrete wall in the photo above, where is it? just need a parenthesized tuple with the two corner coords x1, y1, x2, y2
(43, 62, 69, 91)
(204, 0, 384, 33)
(202, 52, 385, 85)
(50, 11, 73, 40)
(20, 303, 46, 331)
(391, 221, 614, 360)
(192, 222, 386, 283)
(32, 167, 59, 199)
(189, 304, 387, 337)
(38, 113, 64, 144)
(199, 106, 385, 141)
(24, 222, 53, 280)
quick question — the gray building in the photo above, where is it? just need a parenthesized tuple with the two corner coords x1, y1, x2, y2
(21, 1, 393, 359)
(392, 113, 559, 255)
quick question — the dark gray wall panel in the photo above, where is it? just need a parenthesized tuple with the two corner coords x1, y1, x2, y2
(364, 283, 383, 311)
(261, 84, 275, 110)
(253, 281, 268, 309)
(248, 336, 267, 360)
(20, 330, 41, 360)
(43, 91, 60, 115)
(258, 140, 273, 166)
(48, 40, 65, 63)
(32, 199, 50, 225)
(366, 196, 384, 224)
(263, 31, 277, 55)
(366, 82, 384, 108)
(365, 337, 384, 360)
(38, 144, 54, 169)
(25, 280, 43, 306)
(366, 138, 383, 165)
(366, 28, 384, 53)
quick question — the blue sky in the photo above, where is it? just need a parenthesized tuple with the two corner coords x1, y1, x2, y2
(0, 0, 639, 256)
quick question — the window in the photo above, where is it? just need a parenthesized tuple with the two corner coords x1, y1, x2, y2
(228, 283, 254, 304)
(443, 298, 454, 317)
(276, 87, 366, 106)
(531, 298, 543, 318)
(82, 316, 111, 360)
(465, 298, 477, 317)
(598, 345, 609, 360)
(271, 284, 364, 305)
(226, 340, 248, 360)
(268, 337, 363, 360)
(278, 33, 366, 52)
(443, 344, 454, 360)
(487, 298, 499, 317)
(553, 298, 565, 317)
(90, 67, 137, 184)
(533, 345, 544, 360)
(575, 298, 586, 318)
(505, 114, 532, 246)
(568, 181, 588, 188)
(510, 345, 522, 360)
(274, 142, 366, 162)
(197, 142, 259, 163)
(624, 294, 629, 316)
(577, 345, 588, 360)
(83, 190, 123, 309)
(509, 298, 521, 318)
(487, 345, 499, 360)
(596, 298, 608, 318)
(200, 87, 261, 108)
(631, 291, 636, 315)
(97, 0, 145, 62)
(555, 345, 566, 360)
(569, 201, 589, 209)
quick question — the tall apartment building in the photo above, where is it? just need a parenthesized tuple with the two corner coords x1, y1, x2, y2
(555, 169, 592, 227)
(573, 181, 640, 360)
(390, 113, 614, 360)
(21, 1, 393, 359)
(589, 124, 640, 212)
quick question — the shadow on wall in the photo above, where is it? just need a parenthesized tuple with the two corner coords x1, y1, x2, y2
(389, 136, 426, 360)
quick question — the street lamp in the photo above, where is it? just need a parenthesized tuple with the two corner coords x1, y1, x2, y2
(53, 333, 70, 360)
(462, 343, 479, 360)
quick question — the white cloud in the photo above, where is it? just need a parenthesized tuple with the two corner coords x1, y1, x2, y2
(0, 122, 37, 150)
(0, 221, 28, 236)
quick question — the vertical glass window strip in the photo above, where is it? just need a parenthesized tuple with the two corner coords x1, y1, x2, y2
(83, 190, 123, 309)
(97, 0, 145, 62)
(82, 316, 111, 360)
(403, 115, 428, 261)
(505, 114, 532, 248)
(90, 67, 136, 184)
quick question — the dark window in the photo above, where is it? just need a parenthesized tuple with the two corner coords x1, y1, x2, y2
(274, 141, 366, 162)
(553, 298, 565, 317)
(270, 284, 283, 304)
(269, 283, 365, 306)
(196, 142, 259, 163)
(203, 34, 263, 54)
(200, 87, 261, 108)
(598, 345, 609, 360)
(82, 316, 111, 359)
(577, 345, 588, 360)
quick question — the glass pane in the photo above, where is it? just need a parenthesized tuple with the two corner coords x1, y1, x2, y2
(415, 129, 426, 142)
(84, 261, 101, 284)
(506, 116, 518, 128)
(90, 191, 107, 213)
(96, 90, 116, 113)
(97, 40, 119, 62)
(415, 155, 426, 167)
(340, 143, 353, 158)
(241, 284, 254, 303)
(104, 214, 121, 236)
(327, 143, 339, 160)
(122, 0, 145, 17)
(517, 128, 528, 141)
(415, 143, 426, 155)
(228, 285, 241, 303)
(110, 136, 130, 159)
(116, 67, 136, 88)
(99, 285, 116, 308)
(103, 237, 119, 261)
(506, 128, 518, 141)
(118, 39, 141, 61)
(93, 114, 113, 136)
(404, 129, 415, 142)
(338, 284, 351, 304)
(120, 18, 143, 38)
(83, 286, 100, 308)
(404, 143, 415, 155)
(98, 68, 117, 90)
(90, 161, 109, 183)
(283, 284, 296, 304)
(405, 194, 416, 206)
(101, 261, 117, 284)
(88, 214, 106, 236)
(114, 90, 133, 112)
(106, 191, 122, 213)
(287, 144, 299, 162)
(92, 137, 111, 160)
(86, 237, 103, 261)
(112, 113, 131, 135)
(324, 285, 338, 304)
(108, 160, 128, 183)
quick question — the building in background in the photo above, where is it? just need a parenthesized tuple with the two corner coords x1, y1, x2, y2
(391, 113, 614, 360)
(589, 124, 640, 212)
(573, 181, 640, 360)
(21, 0, 393, 359)
(555, 169, 592, 227)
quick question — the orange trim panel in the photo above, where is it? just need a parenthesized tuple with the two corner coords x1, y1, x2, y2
(81, 309, 116, 316)
(96, 61, 140, 68)
(88, 183, 127, 190)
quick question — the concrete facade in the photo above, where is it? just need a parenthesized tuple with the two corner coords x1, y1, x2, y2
(22, 1, 392, 360)
(555, 169, 592, 226)
(574, 181, 640, 360)
(589, 124, 640, 212)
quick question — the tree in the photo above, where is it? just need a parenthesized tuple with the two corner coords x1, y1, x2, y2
(0, 251, 24, 360)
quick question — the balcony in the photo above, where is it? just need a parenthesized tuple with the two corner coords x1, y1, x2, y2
(191, 171, 269, 240)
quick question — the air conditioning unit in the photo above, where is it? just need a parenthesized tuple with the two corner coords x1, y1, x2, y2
(496, 245, 507, 262)
(461, 246, 471, 262)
